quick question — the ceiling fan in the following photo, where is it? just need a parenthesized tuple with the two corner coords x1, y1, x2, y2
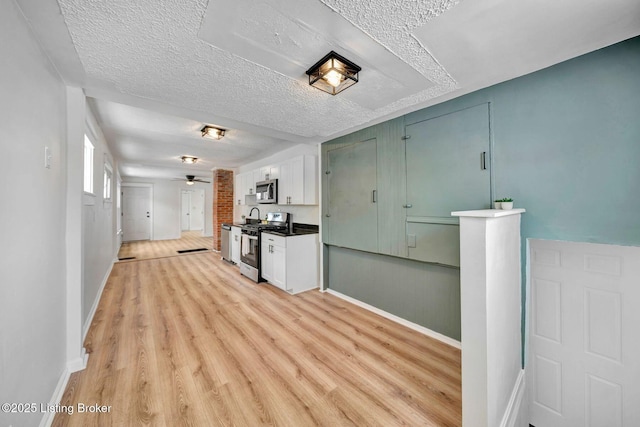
(173, 175, 210, 185)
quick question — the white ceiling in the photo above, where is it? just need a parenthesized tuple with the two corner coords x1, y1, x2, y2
(15, 0, 640, 180)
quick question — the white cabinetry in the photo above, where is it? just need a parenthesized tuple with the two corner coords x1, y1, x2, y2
(236, 155, 317, 206)
(235, 172, 244, 205)
(261, 232, 318, 294)
(235, 171, 259, 205)
(278, 155, 317, 205)
(235, 172, 249, 205)
(230, 226, 241, 264)
(259, 165, 279, 181)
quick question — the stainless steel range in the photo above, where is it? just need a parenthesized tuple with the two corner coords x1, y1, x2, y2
(239, 212, 290, 282)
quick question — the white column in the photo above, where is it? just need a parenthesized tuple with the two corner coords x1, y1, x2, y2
(451, 208, 526, 427)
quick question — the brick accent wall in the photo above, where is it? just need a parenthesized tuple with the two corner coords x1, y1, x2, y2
(212, 169, 234, 251)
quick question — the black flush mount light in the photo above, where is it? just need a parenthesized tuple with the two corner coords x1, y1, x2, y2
(181, 155, 198, 164)
(201, 125, 226, 140)
(305, 51, 361, 95)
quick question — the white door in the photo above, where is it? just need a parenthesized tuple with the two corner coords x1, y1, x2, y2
(122, 186, 151, 241)
(528, 239, 640, 427)
(190, 189, 204, 231)
(181, 191, 190, 231)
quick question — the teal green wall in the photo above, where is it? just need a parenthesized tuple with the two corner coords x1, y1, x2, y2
(406, 36, 640, 246)
(403, 36, 639, 350)
(324, 37, 640, 345)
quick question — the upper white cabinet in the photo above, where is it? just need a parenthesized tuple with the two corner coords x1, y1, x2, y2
(258, 165, 279, 181)
(236, 154, 318, 206)
(235, 171, 255, 205)
(278, 155, 317, 205)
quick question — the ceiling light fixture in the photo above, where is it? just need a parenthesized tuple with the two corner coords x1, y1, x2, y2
(201, 125, 226, 140)
(186, 180, 195, 186)
(306, 51, 361, 95)
(181, 155, 198, 164)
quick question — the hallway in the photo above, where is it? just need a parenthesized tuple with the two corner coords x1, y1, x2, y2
(117, 231, 213, 262)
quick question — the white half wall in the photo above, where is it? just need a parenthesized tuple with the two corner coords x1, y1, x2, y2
(452, 209, 526, 427)
(0, 1, 69, 426)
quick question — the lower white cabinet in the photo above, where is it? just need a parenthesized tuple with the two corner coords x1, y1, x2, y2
(230, 226, 241, 264)
(261, 232, 319, 294)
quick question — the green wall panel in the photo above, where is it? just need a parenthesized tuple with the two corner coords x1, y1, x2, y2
(328, 246, 461, 341)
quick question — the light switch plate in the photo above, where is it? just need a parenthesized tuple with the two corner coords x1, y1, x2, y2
(44, 146, 52, 169)
(407, 234, 416, 248)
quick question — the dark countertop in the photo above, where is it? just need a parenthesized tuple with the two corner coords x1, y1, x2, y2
(263, 223, 319, 237)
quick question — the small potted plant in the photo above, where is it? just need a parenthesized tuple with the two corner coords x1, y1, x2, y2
(501, 197, 514, 210)
(494, 199, 502, 209)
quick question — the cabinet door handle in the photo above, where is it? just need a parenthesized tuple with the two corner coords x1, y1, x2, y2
(481, 151, 487, 170)
(372, 190, 377, 203)
(325, 213, 331, 217)
(403, 204, 413, 208)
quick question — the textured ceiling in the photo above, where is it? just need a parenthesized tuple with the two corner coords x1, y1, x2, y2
(58, 0, 460, 140)
(15, 0, 640, 179)
(89, 98, 293, 179)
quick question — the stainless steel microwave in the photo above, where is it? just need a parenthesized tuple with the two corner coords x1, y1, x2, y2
(255, 179, 278, 204)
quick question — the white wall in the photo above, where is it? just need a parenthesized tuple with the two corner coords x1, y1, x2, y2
(236, 143, 320, 225)
(0, 1, 68, 425)
(82, 105, 119, 326)
(122, 178, 213, 240)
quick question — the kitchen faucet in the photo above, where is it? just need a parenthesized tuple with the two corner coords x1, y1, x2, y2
(249, 207, 261, 220)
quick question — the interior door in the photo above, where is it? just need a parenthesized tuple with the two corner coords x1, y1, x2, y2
(190, 189, 204, 231)
(528, 239, 640, 427)
(326, 138, 378, 253)
(181, 191, 190, 231)
(404, 103, 491, 266)
(122, 186, 151, 241)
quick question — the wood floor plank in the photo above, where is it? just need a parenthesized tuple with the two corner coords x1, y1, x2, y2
(54, 248, 461, 426)
(117, 231, 213, 261)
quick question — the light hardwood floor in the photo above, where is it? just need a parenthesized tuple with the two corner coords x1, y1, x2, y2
(117, 231, 213, 261)
(54, 251, 461, 426)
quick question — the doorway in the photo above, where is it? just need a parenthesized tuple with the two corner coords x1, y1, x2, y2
(122, 185, 152, 242)
(181, 189, 204, 233)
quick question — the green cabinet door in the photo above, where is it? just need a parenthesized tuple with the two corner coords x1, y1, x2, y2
(405, 103, 491, 266)
(326, 138, 378, 253)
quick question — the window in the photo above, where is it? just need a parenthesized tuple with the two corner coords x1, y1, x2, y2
(84, 135, 94, 194)
(103, 160, 113, 202)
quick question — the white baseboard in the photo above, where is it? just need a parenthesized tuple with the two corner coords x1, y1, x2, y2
(83, 260, 114, 341)
(324, 289, 461, 349)
(39, 351, 89, 427)
(500, 369, 527, 427)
